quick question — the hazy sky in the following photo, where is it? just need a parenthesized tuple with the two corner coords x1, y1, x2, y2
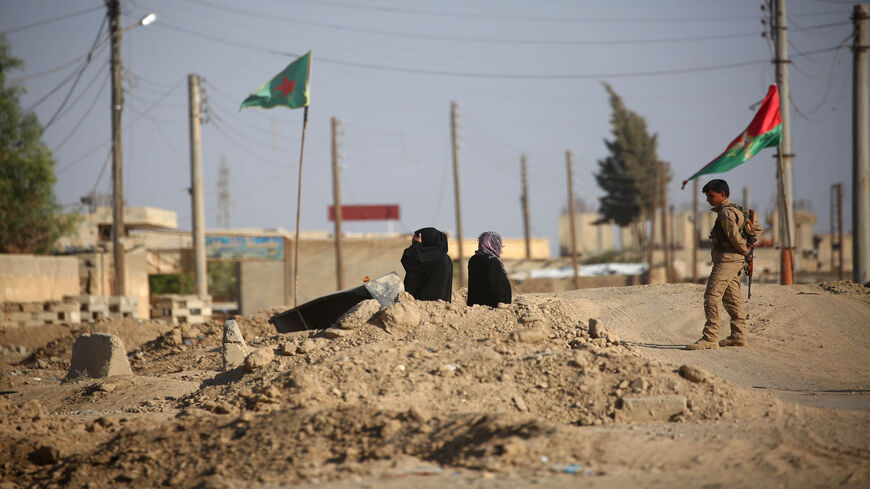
(1, 0, 860, 254)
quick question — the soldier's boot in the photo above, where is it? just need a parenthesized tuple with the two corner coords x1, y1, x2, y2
(719, 336, 747, 347)
(686, 338, 720, 350)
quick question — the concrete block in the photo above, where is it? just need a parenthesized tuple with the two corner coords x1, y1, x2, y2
(66, 333, 133, 379)
(21, 303, 45, 313)
(49, 301, 79, 312)
(57, 309, 82, 324)
(618, 395, 687, 423)
(8, 311, 35, 322)
(222, 319, 248, 370)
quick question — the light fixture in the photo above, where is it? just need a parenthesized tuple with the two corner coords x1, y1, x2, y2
(139, 13, 157, 26)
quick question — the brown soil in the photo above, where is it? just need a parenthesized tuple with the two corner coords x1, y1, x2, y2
(0, 282, 868, 488)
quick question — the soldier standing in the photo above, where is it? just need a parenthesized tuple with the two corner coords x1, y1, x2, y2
(687, 179, 760, 350)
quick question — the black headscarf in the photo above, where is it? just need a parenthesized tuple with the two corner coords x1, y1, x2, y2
(401, 227, 453, 301)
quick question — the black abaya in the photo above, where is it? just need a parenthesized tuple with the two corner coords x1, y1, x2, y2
(401, 228, 453, 301)
(466, 254, 511, 307)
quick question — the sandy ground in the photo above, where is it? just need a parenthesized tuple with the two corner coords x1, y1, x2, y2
(0, 281, 868, 488)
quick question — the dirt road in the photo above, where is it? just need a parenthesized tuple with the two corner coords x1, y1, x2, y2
(558, 282, 870, 411)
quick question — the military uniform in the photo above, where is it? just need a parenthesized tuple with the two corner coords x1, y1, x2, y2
(690, 198, 761, 348)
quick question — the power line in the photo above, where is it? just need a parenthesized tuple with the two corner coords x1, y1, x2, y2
(184, 0, 773, 47)
(87, 148, 114, 199)
(52, 69, 110, 152)
(52, 59, 110, 123)
(57, 76, 185, 174)
(42, 15, 109, 130)
(259, 0, 841, 24)
(1, 5, 103, 35)
(206, 106, 300, 167)
(156, 21, 841, 80)
(205, 98, 300, 154)
(9, 38, 110, 83)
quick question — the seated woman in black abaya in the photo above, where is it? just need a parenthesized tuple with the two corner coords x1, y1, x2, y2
(467, 231, 511, 307)
(401, 227, 453, 301)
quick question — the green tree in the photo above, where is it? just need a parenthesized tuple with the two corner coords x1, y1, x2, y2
(0, 34, 76, 254)
(207, 261, 238, 301)
(594, 83, 662, 257)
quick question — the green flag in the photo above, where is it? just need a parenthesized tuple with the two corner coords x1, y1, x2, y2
(240, 51, 311, 110)
(681, 84, 782, 189)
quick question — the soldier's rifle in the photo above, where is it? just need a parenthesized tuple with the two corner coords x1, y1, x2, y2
(744, 210, 756, 300)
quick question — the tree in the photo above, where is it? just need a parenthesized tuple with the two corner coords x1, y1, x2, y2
(0, 34, 76, 254)
(594, 83, 662, 257)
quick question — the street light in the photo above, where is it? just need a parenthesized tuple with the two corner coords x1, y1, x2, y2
(139, 13, 157, 27)
(108, 2, 156, 297)
(123, 13, 157, 32)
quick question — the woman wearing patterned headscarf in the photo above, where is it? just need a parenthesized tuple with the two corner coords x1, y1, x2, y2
(401, 227, 453, 301)
(467, 231, 511, 307)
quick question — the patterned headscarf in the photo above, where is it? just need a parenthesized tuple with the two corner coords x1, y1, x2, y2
(475, 231, 504, 271)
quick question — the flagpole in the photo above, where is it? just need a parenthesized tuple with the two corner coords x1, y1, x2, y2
(293, 106, 309, 307)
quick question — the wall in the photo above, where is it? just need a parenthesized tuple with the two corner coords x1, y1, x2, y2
(296, 236, 410, 305)
(239, 261, 286, 315)
(0, 254, 80, 302)
(558, 213, 617, 256)
(127, 248, 150, 319)
(447, 237, 550, 261)
(236, 236, 411, 314)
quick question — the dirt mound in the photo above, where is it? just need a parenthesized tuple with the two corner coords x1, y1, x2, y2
(819, 280, 870, 296)
(1, 285, 868, 488)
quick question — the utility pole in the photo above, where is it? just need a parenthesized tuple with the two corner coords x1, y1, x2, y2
(853, 4, 870, 285)
(217, 157, 231, 228)
(692, 179, 699, 283)
(331, 117, 345, 291)
(774, 0, 796, 285)
(565, 151, 580, 289)
(108, 0, 126, 296)
(660, 162, 671, 283)
(520, 154, 531, 259)
(450, 101, 465, 286)
(670, 204, 677, 281)
(647, 161, 660, 282)
(188, 74, 207, 297)
(831, 183, 844, 280)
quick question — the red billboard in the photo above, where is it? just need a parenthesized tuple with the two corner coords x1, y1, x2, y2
(328, 204, 400, 221)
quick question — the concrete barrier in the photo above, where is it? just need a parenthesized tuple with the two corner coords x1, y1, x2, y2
(66, 333, 133, 379)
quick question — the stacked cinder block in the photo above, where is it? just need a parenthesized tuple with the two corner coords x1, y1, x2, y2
(67, 295, 139, 321)
(71, 295, 109, 322)
(150, 294, 212, 325)
(108, 296, 138, 319)
(1, 299, 82, 328)
(0, 296, 139, 329)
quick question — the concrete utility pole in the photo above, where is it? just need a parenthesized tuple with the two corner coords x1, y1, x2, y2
(774, 0, 796, 284)
(853, 4, 870, 285)
(450, 101, 465, 286)
(831, 183, 845, 280)
(647, 161, 660, 281)
(331, 117, 345, 291)
(108, 0, 126, 296)
(660, 162, 671, 283)
(520, 154, 531, 259)
(565, 151, 580, 289)
(188, 74, 207, 297)
(692, 179, 699, 283)
(217, 157, 231, 228)
(669, 204, 677, 281)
